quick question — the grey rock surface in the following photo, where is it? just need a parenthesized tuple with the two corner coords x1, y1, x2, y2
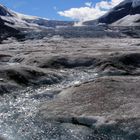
(0, 36, 140, 140)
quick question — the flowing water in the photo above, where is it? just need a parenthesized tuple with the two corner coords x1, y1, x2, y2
(0, 69, 98, 140)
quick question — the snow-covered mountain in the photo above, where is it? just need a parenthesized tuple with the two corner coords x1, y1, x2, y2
(0, 4, 43, 29)
(0, 4, 74, 41)
(0, 4, 73, 29)
(0, 4, 75, 41)
(84, 0, 140, 26)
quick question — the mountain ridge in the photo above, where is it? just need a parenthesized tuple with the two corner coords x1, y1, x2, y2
(84, 0, 140, 26)
(0, 4, 73, 29)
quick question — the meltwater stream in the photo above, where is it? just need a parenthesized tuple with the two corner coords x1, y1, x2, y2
(0, 69, 98, 140)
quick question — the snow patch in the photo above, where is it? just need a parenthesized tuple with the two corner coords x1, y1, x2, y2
(0, 4, 49, 29)
(112, 14, 140, 26)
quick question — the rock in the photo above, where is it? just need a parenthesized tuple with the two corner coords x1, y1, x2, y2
(38, 76, 140, 139)
(95, 53, 140, 75)
(0, 54, 11, 62)
(0, 82, 19, 95)
(0, 37, 140, 139)
(0, 65, 63, 94)
(39, 76, 140, 119)
(0, 136, 5, 140)
(84, 0, 140, 26)
(25, 55, 99, 69)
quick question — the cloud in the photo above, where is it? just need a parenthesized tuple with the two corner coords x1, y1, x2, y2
(58, 7, 106, 21)
(85, 2, 92, 7)
(96, 0, 123, 10)
(58, 0, 123, 21)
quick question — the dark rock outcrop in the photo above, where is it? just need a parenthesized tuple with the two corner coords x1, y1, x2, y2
(84, 0, 140, 26)
(0, 4, 12, 16)
(25, 55, 98, 69)
(0, 17, 24, 42)
(98, 1, 139, 24)
(95, 53, 140, 76)
(0, 65, 63, 93)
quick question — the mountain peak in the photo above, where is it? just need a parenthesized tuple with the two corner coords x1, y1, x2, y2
(0, 4, 12, 16)
(84, 0, 140, 26)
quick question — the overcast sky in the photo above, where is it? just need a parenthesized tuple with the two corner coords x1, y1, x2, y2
(0, 0, 123, 21)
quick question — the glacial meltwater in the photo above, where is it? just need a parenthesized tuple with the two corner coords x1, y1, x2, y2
(0, 69, 98, 140)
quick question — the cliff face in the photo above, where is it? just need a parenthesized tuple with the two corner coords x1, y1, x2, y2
(0, 17, 24, 42)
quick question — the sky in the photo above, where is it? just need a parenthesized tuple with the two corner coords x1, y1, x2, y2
(0, 0, 123, 21)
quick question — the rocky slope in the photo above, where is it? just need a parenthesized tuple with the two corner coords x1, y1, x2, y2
(1, 2, 140, 42)
(0, 38, 140, 139)
(39, 76, 140, 140)
(84, 0, 140, 26)
(0, 17, 24, 42)
(0, 4, 74, 41)
(0, 4, 73, 28)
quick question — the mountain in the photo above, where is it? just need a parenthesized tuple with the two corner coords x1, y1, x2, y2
(0, 4, 73, 29)
(0, 4, 42, 29)
(1, 2, 140, 42)
(0, 4, 74, 41)
(0, 16, 25, 42)
(84, 0, 140, 26)
(0, 4, 41, 42)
